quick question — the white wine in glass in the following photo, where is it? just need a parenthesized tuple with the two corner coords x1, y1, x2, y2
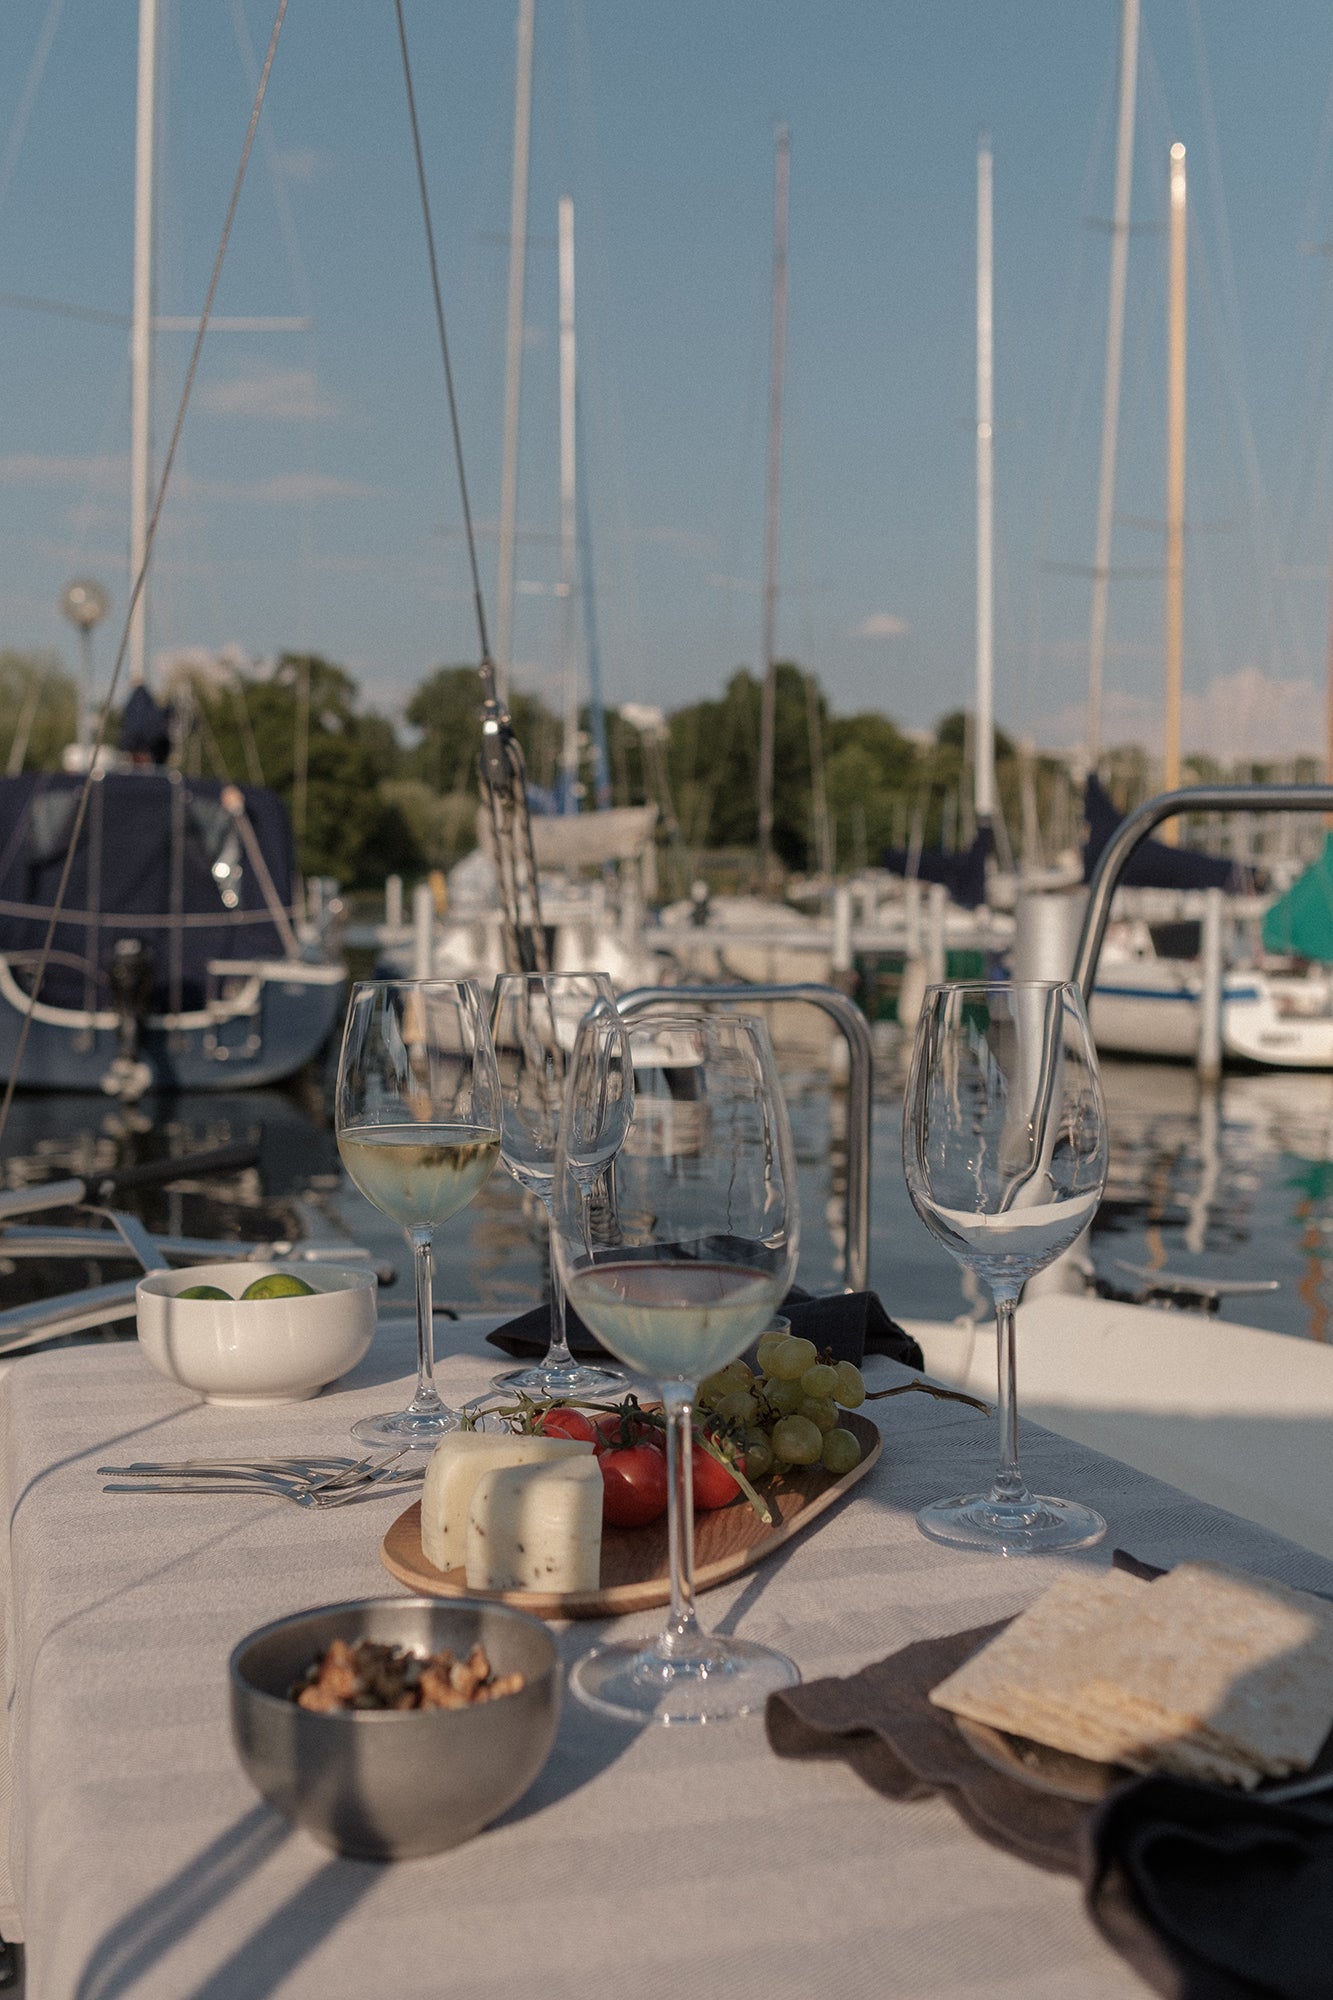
(553, 1009, 800, 1725)
(337, 979, 501, 1447)
(903, 980, 1109, 1554)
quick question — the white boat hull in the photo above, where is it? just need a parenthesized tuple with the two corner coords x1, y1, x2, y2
(1093, 959, 1333, 1068)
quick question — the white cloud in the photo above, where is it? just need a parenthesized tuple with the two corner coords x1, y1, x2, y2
(852, 611, 910, 639)
(244, 471, 372, 504)
(1039, 666, 1322, 762)
(274, 146, 324, 183)
(0, 453, 125, 492)
(197, 368, 337, 421)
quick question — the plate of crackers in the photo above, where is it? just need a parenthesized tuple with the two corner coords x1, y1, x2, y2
(928, 1561, 1333, 1801)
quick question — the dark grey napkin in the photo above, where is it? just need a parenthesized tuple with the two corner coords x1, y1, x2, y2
(766, 1562, 1333, 2000)
(485, 1287, 924, 1370)
(765, 1619, 1084, 1872)
(1086, 1778, 1333, 2000)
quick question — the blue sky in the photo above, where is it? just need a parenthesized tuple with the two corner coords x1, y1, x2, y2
(4, 1, 1333, 761)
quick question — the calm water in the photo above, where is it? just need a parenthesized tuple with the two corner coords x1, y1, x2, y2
(3, 1038, 1332, 1344)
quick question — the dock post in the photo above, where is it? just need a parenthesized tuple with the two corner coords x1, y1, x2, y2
(1012, 887, 1086, 983)
(905, 878, 922, 956)
(927, 883, 948, 986)
(412, 881, 434, 980)
(1198, 885, 1224, 1084)
(832, 881, 853, 974)
(386, 874, 403, 931)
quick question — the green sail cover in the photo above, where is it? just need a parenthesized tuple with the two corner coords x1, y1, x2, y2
(1262, 834, 1333, 962)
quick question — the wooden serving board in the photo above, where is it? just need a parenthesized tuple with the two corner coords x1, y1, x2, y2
(380, 1409, 882, 1618)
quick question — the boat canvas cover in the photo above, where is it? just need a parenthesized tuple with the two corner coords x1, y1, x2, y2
(0, 773, 296, 1011)
(1262, 835, 1333, 963)
(1081, 775, 1246, 893)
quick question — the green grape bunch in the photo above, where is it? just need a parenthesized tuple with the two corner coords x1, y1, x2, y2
(696, 1329, 867, 1480)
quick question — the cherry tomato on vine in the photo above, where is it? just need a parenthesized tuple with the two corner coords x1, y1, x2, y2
(690, 1432, 744, 1510)
(599, 1441, 669, 1527)
(534, 1407, 600, 1447)
(594, 1408, 664, 1453)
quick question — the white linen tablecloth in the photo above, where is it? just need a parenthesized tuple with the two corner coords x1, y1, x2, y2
(5, 1311, 1333, 2000)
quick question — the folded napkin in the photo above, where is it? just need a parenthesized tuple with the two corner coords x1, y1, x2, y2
(766, 1554, 1333, 2000)
(485, 1287, 924, 1371)
(1087, 1776, 1333, 2000)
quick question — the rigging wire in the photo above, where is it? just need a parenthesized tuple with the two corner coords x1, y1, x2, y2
(0, 0, 291, 1157)
(391, 0, 546, 972)
(0, 0, 65, 222)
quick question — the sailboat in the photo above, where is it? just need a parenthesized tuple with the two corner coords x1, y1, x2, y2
(0, 0, 346, 1098)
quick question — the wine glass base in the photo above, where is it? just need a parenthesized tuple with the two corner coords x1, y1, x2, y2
(917, 1491, 1106, 1556)
(350, 1405, 461, 1448)
(569, 1634, 799, 1725)
(492, 1358, 626, 1398)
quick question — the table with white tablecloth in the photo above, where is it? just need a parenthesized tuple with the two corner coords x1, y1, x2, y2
(4, 1310, 1333, 2000)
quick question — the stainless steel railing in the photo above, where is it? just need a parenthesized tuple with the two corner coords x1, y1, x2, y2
(1071, 782, 1333, 1002)
(616, 982, 873, 1294)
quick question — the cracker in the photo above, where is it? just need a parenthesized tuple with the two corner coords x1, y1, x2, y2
(927, 1567, 1149, 1751)
(1073, 1562, 1333, 1779)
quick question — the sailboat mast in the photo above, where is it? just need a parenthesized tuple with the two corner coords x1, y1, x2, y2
(1163, 141, 1187, 838)
(495, 0, 536, 702)
(1086, 0, 1141, 768)
(129, 0, 159, 689)
(557, 195, 581, 812)
(756, 123, 789, 890)
(974, 136, 995, 833)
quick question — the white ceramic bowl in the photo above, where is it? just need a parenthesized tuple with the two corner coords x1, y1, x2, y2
(136, 1262, 377, 1405)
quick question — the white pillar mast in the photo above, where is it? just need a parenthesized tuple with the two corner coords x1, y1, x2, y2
(495, 0, 535, 702)
(129, 0, 159, 688)
(975, 135, 995, 826)
(557, 195, 580, 810)
(1163, 142, 1187, 834)
(1087, 0, 1141, 766)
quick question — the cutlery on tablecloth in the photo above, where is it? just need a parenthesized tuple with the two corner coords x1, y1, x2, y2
(101, 1465, 427, 1507)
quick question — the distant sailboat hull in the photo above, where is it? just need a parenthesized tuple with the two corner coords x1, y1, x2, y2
(0, 771, 346, 1095)
(0, 955, 345, 1093)
(1092, 955, 1333, 1069)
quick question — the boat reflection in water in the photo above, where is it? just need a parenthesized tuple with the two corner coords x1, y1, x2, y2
(1083, 1059, 1333, 1343)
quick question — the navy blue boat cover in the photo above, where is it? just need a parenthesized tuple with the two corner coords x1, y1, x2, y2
(1081, 776, 1249, 893)
(881, 827, 993, 909)
(0, 773, 296, 1011)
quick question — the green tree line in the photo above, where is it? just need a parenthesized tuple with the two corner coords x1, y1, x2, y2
(4, 645, 1304, 892)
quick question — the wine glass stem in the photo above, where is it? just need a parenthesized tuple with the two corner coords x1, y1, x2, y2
(541, 1199, 575, 1369)
(407, 1225, 445, 1417)
(990, 1285, 1028, 1505)
(660, 1383, 700, 1654)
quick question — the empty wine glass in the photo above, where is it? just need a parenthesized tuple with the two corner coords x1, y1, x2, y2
(903, 980, 1109, 1554)
(336, 979, 501, 1447)
(552, 1009, 800, 1723)
(489, 972, 628, 1397)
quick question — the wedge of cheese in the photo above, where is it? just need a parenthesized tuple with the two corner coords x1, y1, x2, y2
(465, 1455, 604, 1594)
(419, 1432, 594, 1572)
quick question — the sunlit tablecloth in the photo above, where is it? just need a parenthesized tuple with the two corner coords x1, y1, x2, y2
(5, 1310, 1333, 2000)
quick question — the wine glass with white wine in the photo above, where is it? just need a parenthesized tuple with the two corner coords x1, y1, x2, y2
(903, 979, 1109, 1554)
(552, 1008, 800, 1724)
(336, 979, 501, 1447)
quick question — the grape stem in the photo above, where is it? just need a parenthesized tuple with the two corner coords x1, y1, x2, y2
(865, 1381, 993, 1415)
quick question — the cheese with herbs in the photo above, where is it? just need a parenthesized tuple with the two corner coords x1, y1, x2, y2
(465, 1455, 604, 1593)
(419, 1432, 594, 1572)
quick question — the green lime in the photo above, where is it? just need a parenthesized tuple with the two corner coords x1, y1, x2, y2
(239, 1273, 318, 1301)
(177, 1284, 233, 1301)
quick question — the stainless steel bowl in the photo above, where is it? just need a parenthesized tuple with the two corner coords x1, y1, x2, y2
(229, 1597, 560, 1860)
